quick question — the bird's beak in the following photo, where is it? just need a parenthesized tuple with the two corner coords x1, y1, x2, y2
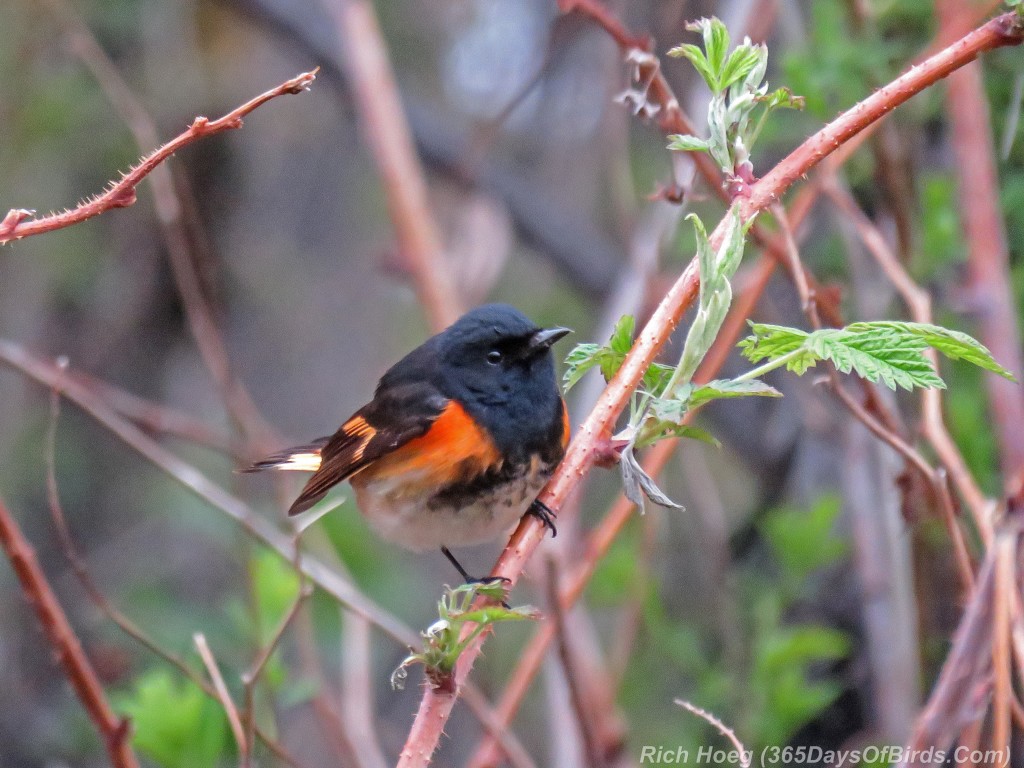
(529, 326, 572, 353)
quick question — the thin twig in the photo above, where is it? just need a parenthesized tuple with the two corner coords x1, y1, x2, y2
(0, 497, 139, 768)
(898, 555, 997, 767)
(41, 0, 282, 449)
(545, 559, 606, 768)
(0, 338, 416, 646)
(44, 384, 304, 768)
(936, 0, 1024, 482)
(675, 699, 750, 767)
(340, 612, 390, 768)
(0, 70, 317, 244)
(194, 633, 248, 761)
(72, 369, 238, 456)
(990, 528, 1016, 757)
(241, 563, 314, 768)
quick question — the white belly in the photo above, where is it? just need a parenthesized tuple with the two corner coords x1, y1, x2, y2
(352, 471, 548, 552)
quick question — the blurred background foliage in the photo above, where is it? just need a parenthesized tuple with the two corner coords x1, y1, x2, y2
(0, 0, 1021, 765)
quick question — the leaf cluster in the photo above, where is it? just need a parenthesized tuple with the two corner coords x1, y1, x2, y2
(390, 582, 538, 690)
(563, 314, 672, 393)
(667, 17, 803, 175)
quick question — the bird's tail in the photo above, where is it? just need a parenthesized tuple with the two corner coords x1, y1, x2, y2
(242, 438, 329, 473)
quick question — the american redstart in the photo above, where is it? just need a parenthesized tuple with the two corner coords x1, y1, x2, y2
(247, 304, 571, 581)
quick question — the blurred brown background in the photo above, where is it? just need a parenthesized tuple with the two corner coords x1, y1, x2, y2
(1, 0, 1022, 766)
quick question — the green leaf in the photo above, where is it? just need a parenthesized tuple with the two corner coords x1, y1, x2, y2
(563, 343, 604, 391)
(676, 209, 749, 386)
(637, 397, 722, 448)
(608, 313, 636, 355)
(738, 319, 1018, 391)
(760, 496, 847, 582)
(667, 134, 710, 153)
(846, 321, 1017, 381)
(118, 669, 229, 768)
(703, 18, 730, 84)
(643, 362, 677, 393)
(657, 422, 721, 448)
(719, 45, 763, 92)
(563, 315, 634, 390)
(687, 378, 782, 408)
(807, 327, 944, 391)
(667, 42, 716, 90)
(738, 322, 808, 361)
(563, 316, 676, 393)
(759, 86, 806, 111)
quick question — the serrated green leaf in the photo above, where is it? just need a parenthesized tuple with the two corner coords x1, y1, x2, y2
(704, 19, 730, 84)
(846, 321, 1017, 381)
(668, 42, 716, 89)
(738, 323, 809, 362)
(720, 45, 763, 92)
(759, 86, 806, 111)
(562, 316, 634, 391)
(609, 314, 636, 356)
(807, 328, 944, 391)
(739, 322, 963, 390)
(667, 134, 710, 153)
(563, 342, 603, 391)
(689, 378, 782, 407)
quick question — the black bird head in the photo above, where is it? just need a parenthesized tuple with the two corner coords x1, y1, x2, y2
(436, 304, 570, 456)
(392, 304, 571, 456)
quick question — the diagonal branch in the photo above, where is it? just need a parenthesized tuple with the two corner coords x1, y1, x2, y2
(325, 0, 459, 332)
(39, 0, 284, 449)
(0, 497, 139, 768)
(398, 11, 1024, 766)
(0, 69, 317, 244)
(0, 338, 415, 646)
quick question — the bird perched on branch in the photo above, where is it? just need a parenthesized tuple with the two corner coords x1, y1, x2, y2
(246, 304, 571, 582)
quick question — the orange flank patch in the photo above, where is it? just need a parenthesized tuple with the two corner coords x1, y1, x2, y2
(560, 398, 571, 450)
(354, 401, 500, 491)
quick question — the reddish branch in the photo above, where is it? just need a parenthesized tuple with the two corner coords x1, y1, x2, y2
(326, 0, 460, 332)
(0, 338, 415, 646)
(44, 0, 284, 450)
(740, 12, 1024, 217)
(557, 0, 650, 50)
(468, 256, 777, 767)
(398, 10, 1024, 766)
(0, 498, 139, 768)
(0, 70, 316, 244)
(936, 0, 1024, 484)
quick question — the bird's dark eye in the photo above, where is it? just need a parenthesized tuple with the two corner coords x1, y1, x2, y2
(487, 350, 503, 365)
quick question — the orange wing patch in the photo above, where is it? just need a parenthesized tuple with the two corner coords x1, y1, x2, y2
(354, 401, 500, 491)
(343, 415, 376, 461)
